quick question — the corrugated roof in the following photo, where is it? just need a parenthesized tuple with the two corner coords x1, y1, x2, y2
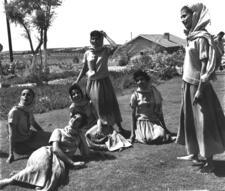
(135, 33, 186, 48)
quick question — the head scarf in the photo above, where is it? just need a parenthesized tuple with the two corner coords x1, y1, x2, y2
(188, 3, 210, 34)
(184, 3, 217, 81)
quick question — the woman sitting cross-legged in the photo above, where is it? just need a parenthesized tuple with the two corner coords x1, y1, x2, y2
(7, 88, 51, 163)
(0, 113, 90, 191)
(129, 70, 176, 144)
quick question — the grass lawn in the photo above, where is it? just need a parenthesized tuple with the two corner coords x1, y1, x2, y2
(1, 76, 225, 191)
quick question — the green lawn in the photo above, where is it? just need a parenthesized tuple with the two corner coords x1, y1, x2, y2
(1, 76, 225, 191)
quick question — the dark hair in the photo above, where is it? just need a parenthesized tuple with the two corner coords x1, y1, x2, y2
(69, 84, 84, 98)
(218, 31, 225, 37)
(0, 43, 3, 52)
(21, 88, 35, 98)
(90, 30, 103, 39)
(133, 69, 151, 82)
(181, 6, 193, 15)
(71, 112, 87, 128)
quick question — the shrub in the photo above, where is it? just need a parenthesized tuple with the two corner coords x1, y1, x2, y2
(0, 84, 71, 120)
(128, 51, 184, 80)
(0, 77, 87, 120)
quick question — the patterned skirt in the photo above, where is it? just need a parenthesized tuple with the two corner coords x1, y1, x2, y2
(135, 119, 169, 144)
(86, 76, 122, 126)
(12, 146, 66, 191)
(176, 81, 225, 157)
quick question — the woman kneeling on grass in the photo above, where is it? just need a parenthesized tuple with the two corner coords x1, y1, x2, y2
(7, 88, 51, 163)
(0, 113, 89, 190)
(129, 70, 176, 144)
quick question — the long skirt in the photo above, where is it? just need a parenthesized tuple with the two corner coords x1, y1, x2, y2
(176, 82, 225, 157)
(11, 146, 66, 191)
(86, 77, 122, 126)
(85, 124, 131, 151)
(135, 119, 169, 144)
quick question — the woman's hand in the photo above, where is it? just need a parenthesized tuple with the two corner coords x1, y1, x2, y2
(193, 90, 202, 105)
(129, 135, 135, 144)
(99, 31, 107, 37)
(6, 154, 14, 163)
(73, 80, 79, 86)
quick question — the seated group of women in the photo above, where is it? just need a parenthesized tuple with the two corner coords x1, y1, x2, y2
(0, 69, 175, 190)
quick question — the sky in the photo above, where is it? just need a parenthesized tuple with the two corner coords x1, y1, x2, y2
(0, 0, 225, 51)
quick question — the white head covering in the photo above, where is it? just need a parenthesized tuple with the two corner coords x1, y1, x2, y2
(184, 3, 218, 81)
(188, 3, 211, 33)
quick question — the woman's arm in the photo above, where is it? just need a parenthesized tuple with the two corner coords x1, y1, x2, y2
(79, 133, 91, 157)
(52, 141, 85, 167)
(6, 124, 15, 163)
(100, 31, 117, 49)
(193, 37, 208, 105)
(32, 120, 44, 131)
(75, 58, 88, 84)
(130, 108, 137, 142)
(193, 59, 207, 105)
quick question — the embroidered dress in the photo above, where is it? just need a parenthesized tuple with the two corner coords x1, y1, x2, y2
(130, 86, 170, 144)
(10, 128, 88, 191)
(84, 46, 122, 126)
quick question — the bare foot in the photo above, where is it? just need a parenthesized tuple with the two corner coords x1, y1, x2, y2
(177, 154, 198, 161)
(72, 161, 86, 169)
(6, 154, 14, 164)
(0, 178, 13, 189)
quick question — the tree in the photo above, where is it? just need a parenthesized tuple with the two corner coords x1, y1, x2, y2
(5, 0, 62, 85)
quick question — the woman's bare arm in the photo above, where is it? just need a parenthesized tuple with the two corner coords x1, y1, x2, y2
(193, 59, 207, 105)
(130, 108, 137, 142)
(52, 141, 85, 167)
(6, 124, 15, 163)
(75, 59, 88, 84)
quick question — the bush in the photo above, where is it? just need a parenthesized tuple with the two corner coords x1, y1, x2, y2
(0, 51, 184, 120)
(0, 84, 72, 120)
(0, 77, 88, 120)
(128, 51, 184, 80)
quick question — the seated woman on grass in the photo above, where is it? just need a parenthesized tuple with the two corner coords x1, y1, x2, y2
(69, 83, 97, 132)
(129, 70, 176, 144)
(0, 113, 89, 190)
(7, 88, 51, 163)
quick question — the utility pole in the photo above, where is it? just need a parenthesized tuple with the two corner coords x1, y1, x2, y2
(4, 0, 13, 62)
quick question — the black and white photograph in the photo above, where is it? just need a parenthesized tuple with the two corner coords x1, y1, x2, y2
(0, 0, 225, 190)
